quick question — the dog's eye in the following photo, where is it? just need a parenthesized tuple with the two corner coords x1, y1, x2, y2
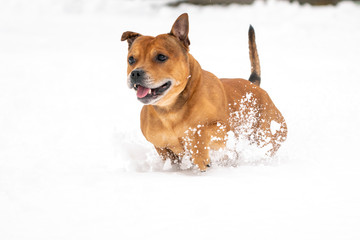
(156, 54, 168, 62)
(128, 56, 136, 65)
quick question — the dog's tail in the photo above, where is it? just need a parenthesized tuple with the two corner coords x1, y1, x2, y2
(248, 25, 261, 86)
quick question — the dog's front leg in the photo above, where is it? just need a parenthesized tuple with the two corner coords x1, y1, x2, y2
(155, 146, 179, 163)
(184, 123, 227, 172)
(189, 140, 210, 172)
(182, 126, 210, 171)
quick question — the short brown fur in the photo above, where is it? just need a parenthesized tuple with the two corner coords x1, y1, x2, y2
(121, 13, 287, 171)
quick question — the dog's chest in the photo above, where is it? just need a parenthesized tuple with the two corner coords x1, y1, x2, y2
(141, 112, 187, 153)
(145, 124, 185, 154)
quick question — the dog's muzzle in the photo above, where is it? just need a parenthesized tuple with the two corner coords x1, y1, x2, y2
(128, 69, 172, 105)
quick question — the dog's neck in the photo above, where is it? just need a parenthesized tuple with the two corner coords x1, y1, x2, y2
(153, 54, 202, 114)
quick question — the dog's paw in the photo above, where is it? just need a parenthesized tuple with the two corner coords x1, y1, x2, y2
(194, 159, 211, 172)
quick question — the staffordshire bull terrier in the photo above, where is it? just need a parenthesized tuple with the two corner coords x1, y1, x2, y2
(121, 13, 287, 171)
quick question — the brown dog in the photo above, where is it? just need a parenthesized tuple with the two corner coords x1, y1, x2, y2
(121, 13, 287, 171)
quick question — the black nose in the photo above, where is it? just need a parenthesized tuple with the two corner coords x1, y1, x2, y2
(130, 69, 145, 84)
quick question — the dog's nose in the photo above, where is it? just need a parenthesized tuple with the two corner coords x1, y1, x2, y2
(130, 69, 145, 83)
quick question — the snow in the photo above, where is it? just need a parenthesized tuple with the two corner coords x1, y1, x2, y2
(270, 120, 281, 135)
(1, 0, 360, 239)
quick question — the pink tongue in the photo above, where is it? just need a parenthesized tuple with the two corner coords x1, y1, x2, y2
(137, 85, 150, 98)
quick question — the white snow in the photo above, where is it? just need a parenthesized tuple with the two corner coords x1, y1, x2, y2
(1, 0, 360, 239)
(270, 120, 281, 135)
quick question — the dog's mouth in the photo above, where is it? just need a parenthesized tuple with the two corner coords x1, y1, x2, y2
(134, 81, 172, 103)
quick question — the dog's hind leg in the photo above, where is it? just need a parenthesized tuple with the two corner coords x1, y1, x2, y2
(254, 95, 288, 156)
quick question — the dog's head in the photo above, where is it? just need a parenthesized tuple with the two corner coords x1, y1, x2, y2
(121, 13, 191, 106)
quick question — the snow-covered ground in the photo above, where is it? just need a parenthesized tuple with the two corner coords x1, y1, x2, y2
(1, 0, 360, 239)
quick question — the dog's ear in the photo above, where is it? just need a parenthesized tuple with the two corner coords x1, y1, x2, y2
(121, 31, 142, 49)
(170, 13, 190, 49)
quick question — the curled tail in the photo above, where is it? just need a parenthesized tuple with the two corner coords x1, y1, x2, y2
(248, 25, 261, 86)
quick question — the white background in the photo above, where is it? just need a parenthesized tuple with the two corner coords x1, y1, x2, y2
(1, 0, 360, 239)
